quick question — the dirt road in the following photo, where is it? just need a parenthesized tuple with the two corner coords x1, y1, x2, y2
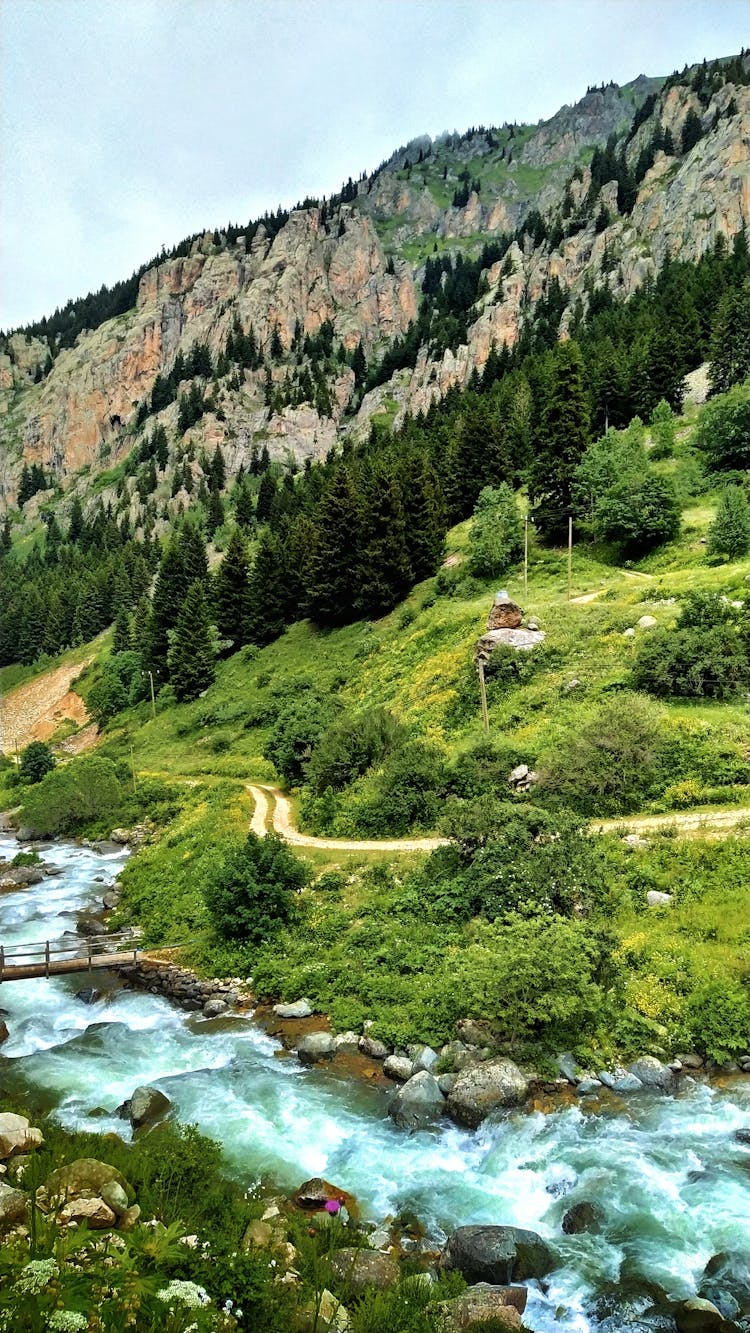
(0, 660, 95, 754)
(248, 784, 750, 853)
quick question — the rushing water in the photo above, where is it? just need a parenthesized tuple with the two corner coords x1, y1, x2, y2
(1, 832, 749, 1331)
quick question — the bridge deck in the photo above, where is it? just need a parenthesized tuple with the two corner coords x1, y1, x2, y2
(0, 932, 145, 984)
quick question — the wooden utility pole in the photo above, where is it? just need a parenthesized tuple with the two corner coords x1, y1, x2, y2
(477, 660, 489, 734)
(524, 512, 529, 600)
(148, 671, 156, 720)
(567, 515, 573, 601)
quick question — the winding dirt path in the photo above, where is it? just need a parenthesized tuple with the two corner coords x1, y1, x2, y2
(247, 784, 750, 853)
(247, 785, 447, 853)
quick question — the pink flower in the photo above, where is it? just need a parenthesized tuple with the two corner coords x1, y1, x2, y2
(324, 1199, 341, 1214)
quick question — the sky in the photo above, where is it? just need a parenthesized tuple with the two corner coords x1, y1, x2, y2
(1, 0, 747, 331)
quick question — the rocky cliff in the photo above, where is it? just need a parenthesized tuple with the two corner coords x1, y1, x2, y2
(1, 54, 747, 517)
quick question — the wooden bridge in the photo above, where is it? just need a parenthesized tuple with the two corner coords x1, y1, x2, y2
(0, 932, 146, 983)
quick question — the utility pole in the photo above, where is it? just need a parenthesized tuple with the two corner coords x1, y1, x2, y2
(524, 511, 529, 600)
(567, 515, 573, 601)
(477, 659, 489, 734)
(148, 671, 156, 720)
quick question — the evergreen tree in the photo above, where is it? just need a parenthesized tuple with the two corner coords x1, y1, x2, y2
(0, 517, 11, 554)
(468, 484, 524, 577)
(234, 479, 254, 529)
(153, 424, 169, 470)
(256, 472, 277, 522)
(356, 466, 413, 616)
(351, 341, 367, 385)
(708, 284, 750, 394)
(246, 528, 287, 645)
(400, 451, 446, 580)
(112, 606, 133, 654)
(214, 528, 251, 646)
(68, 496, 85, 544)
(708, 486, 750, 558)
(649, 399, 676, 459)
(306, 468, 361, 625)
(528, 339, 590, 539)
(680, 107, 704, 155)
(177, 523, 210, 587)
(210, 445, 226, 491)
(147, 539, 188, 679)
(206, 487, 224, 538)
(167, 581, 216, 701)
(269, 326, 284, 360)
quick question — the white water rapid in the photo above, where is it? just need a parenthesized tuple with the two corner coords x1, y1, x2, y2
(1, 833, 749, 1331)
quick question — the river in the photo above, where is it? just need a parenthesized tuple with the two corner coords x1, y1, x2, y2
(1, 833, 749, 1331)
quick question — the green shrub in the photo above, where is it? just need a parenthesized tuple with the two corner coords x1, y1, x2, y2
(632, 595, 749, 699)
(202, 831, 311, 943)
(708, 485, 750, 558)
(693, 382, 750, 472)
(682, 979, 750, 1063)
(307, 706, 404, 794)
(537, 693, 672, 814)
(263, 687, 341, 785)
(467, 484, 523, 578)
(18, 740, 55, 784)
(593, 472, 682, 554)
(19, 755, 123, 836)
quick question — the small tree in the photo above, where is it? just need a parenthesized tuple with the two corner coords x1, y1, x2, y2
(167, 581, 217, 702)
(19, 741, 56, 784)
(708, 486, 750, 559)
(202, 831, 310, 942)
(649, 399, 676, 460)
(467, 484, 523, 578)
(594, 472, 681, 554)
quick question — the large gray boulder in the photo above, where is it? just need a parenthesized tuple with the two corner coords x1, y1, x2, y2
(442, 1225, 554, 1284)
(627, 1056, 676, 1092)
(389, 1071, 445, 1131)
(128, 1085, 172, 1128)
(383, 1054, 414, 1082)
(598, 1067, 643, 1094)
(273, 998, 313, 1019)
(447, 1059, 529, 1128)
(433, 1284, 526, 1331)
(0, 1113, 43, 1160)
(297, 1032, 336, 1064)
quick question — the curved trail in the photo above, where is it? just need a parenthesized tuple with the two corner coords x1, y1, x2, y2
(247, 785, 447, 852)
(247, 784, 750, 852)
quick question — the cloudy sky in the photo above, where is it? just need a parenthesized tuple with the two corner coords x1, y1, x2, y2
(1, 0, 747, 330)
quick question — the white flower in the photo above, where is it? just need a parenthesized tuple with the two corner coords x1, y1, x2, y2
(156, 1279, 211, 1309)
(15, 1259, 59, 1295)
(47, 1314, 88, 1333)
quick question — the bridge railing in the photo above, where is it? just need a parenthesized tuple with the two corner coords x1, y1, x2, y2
(0, 931, 143, 982)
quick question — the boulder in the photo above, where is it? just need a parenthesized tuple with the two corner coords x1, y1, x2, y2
(359, 1035, 390, 1060)
(0, 1113, 43, 1160)
(442, 1225, 554, 1284)
(75, 988, 101, 1005)
(389, 1071, 445, 1131)
(295, 1177, 348, 1210)
(627, 1056, 676, 1093)
(119, 1203, 141, 1231)
(455, 1019, 499, 1049)
(0, 1020, 8, 1044)
(0, 1182, 28, 1228)
(99, 1180, 129, 1216)
(76, 913, 105, 936)
(243, 1219, 274, 1248)
(383, 1055, 414, 1082)
(674, 1297, 726, 1332)
(333, 1031, 360, 1052)
(273, 998, 313, 1019)
(598, 1067, 643, 1094)
(676, 1052, 704, 1070)
(59, 1196, 117, 1229)
(203, 998, 228, 1017)
(647, 890, 673, 908)
(487, 595, 523, 631)
(297, 1032, 336, 1064)
(575, 1076, 602, 1095)
(329, 1248, 399, 1291)
(128, 1085, 172, 1128)
(734, 1128, 750, 1145)
(42, 1159, 128, 1208)
(0, 864, 44, 889)
(556, 1052, 580, 1085)
(637, 615, 658, 630)
(102, 890, 121, 910)
(433, 1283, 525, 1330)
(561, 1201, 604, 1234)
(447, 1059, 529, 1128)
(411, 1044, 439, 1073)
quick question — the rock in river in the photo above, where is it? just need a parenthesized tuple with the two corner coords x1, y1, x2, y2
(441, 1225, 554, 1284)
(389, 1071, 445, 1131)
(447, 1058, 529, 1128)
(297, 1032, 336, 1064)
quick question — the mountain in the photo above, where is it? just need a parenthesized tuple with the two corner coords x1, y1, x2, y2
(0, 52, 747, 526)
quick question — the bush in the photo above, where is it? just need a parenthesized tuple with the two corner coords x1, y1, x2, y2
(352, 740, 449, 835)
(85, 650, 145, 723)
(632, 595, 749, 699)
(263, 687, 340, 785)
(467, 484, 523, 578)
(307, 706, 404, 794)
(537, 693, 672, 814)
(18, 740, 55, 784)
(19, 755, 123, 835)
(682, 979, 750, 1063)
(693, 382, 750, 472)
(708, 485, 750, 558)
(593, 472, 682, 554)
(202, 831, 311, 943)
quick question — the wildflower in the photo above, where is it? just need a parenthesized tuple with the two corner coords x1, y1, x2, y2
(14, 1259, 59, 1295)
(324, 1199, 341, 1214)
(47, 1314, 88, 1333)
(156, 1280, 211, 1309)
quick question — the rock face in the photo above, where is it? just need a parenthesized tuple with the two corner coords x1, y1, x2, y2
(442, 1225, 554, 1284)
(388, 1070, 445, 1131)
(447, 1059, 529, 1128)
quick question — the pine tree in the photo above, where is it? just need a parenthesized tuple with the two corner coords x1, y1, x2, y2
(177, 523, 209, 587)
(351, 341, 367, 385)
(246, 528, 287, 645)
(153, 424, 169, 470)
(401, 452, 446, 580)
(528, 339, 590, 539)
(234, 479, 254, 528)
(708, 284, 750, 394)
(112, 606, 133, 654)
(0, 517, 11, 554)
(680, 107, 703, 155)
(649, 399, 676, 459)
(306, 467, 361, 625)
(206, 488, 224, 538)
(68, 496, 85, 544)
(256, 472, 277, 522)
(356, 468, 413, 616)
(214, 528, 251, 647)
(147, 539, 188, 679)
(708, 486, 750, 558)
(167, 581, 216, 701)
(210, 445, 226, 491)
